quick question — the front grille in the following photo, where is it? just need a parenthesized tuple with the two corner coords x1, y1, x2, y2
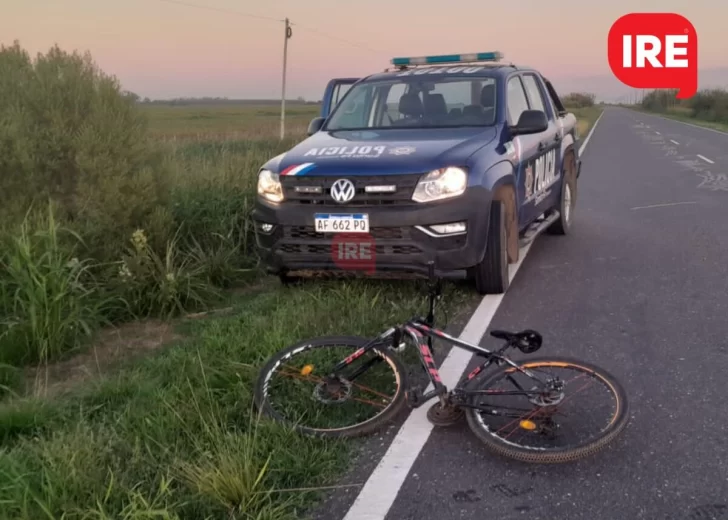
(278, 243, 421, 255)
(281, 174, 421, 205)
(284, 226, 409, 241)
(278, 225, 420, 257)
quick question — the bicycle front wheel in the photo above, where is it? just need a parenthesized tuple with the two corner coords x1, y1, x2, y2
(254, 336, 408, 438)
(464, 356, 629, 463)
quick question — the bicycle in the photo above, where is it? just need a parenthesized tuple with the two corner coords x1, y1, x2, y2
(254, 262, 629, 464)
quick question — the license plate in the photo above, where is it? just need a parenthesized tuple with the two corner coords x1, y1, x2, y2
(314, 213, 369, 233)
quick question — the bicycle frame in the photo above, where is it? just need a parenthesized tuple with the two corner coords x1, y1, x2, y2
(331, 317, 548, 413)
(330, 262, 550, 415)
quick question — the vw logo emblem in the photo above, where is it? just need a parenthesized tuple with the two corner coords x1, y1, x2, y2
(330, 178, 356, 203)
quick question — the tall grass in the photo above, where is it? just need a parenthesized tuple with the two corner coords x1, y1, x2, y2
(0, 41, 302, 373)
(0, 205, 114, 368)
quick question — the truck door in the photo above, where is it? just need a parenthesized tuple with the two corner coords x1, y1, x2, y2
(506, 74, 561, 226)
(520, 72, 562, 215)
(321, 78, 360, 118)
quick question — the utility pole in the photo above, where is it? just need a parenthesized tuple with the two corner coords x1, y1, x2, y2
(280, 18, 292, 140)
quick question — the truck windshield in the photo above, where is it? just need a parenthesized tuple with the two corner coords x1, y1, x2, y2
(324, 75, 498, 131)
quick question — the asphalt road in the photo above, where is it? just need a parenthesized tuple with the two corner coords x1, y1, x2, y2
(320, 106, 728, 520)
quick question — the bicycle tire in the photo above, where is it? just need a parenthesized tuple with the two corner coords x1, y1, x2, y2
(464, 356, 629, 464)
(254, 335, 409, 438)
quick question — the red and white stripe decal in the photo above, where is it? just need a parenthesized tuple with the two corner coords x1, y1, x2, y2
(280, 162, 315, 176)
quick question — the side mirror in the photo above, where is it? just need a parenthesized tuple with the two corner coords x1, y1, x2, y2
(511, 110, 548, 136)
(307, 117, 325, 136)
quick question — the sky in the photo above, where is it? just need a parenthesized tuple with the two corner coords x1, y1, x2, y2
(2, 0, 726, 101)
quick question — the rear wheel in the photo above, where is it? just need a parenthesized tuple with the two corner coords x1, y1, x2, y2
(472, 201, 509, 295)
(254, 336, 408, 438)
(464, 356, 629, 463)
(548, 153, 577, 235)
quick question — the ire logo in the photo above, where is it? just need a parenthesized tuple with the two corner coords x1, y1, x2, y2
(331, 233, 376, 274)
(608, 13, 698, 99)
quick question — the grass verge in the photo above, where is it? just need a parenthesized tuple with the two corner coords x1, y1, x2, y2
(627, 106, 728, 133)
(0, 278, 470, 519)
(570, 106, 604, 140)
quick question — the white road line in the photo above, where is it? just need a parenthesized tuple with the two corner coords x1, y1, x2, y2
(631, 201, 697, 210)
(697, 154, 715, 164)
(670, 139, 680, 145)
(578, 110, 603, 154)
(655, 131, 661, 135)
(342, 111, 605, 520)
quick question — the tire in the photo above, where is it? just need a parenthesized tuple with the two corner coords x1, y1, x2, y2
(547, 153, 577, 235)
(464, 356, 629, 464)
(472, 201, 509, 295)
(254, 336, 409, 438)
(278, 271, 303, 286)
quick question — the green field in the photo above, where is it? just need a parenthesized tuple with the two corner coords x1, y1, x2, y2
(141, 103, 320, 141)
(138, 102, 602, 142)
(0, 42, 604, 520)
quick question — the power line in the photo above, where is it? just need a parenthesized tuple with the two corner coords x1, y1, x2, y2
(290, 22, 385, 55)
(153, 0, 284, 23)
(150, 0, 384, 54)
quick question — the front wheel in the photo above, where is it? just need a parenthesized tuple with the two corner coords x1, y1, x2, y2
(464, 356, 629, 463)
(254, 336, 409, 438)
(472, 200, 510, 295)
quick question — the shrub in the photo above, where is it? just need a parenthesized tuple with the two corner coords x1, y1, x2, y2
(112, 228, 223, 320)
(562, 92, 596, 108)
(0, 40, 171, 263)
(641, 87, 728, 124)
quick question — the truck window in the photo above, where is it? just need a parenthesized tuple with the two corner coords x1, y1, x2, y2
(324, 74, 499, 131)
(521, 74, 547, 115)
(506, 76, 530, 126)
(381, 83, 408, 125)
(331, 85, 370, 129)
(332, 83, 352, 108)
(542, 79, 567, 116)
(430, 80, 477, 112)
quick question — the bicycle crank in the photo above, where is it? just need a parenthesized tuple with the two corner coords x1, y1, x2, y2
(426, 401, 464, 427)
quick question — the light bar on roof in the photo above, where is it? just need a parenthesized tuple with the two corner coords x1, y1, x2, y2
(391, 52, 503, 67)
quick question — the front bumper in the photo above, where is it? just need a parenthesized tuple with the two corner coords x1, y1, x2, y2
(252, 186, 493, 276)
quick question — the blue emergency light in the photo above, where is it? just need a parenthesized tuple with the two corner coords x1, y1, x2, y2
(390, 51, 503, 67)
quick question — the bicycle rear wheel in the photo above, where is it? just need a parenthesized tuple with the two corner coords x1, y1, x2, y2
(464, 356, 629, 463)
(254, 336, 408, 438)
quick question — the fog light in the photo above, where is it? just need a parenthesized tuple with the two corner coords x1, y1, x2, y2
(257, 222, 274, 233)
(429, 222, 466, 235)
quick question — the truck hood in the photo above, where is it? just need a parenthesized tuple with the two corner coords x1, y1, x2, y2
(269, 127, 498, 176)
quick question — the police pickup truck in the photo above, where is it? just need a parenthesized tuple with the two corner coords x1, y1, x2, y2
(252, 51, 581, 294)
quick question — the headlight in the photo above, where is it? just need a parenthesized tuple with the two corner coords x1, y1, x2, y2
(257, 169, 284, 203)
(412, 167, 467, 203)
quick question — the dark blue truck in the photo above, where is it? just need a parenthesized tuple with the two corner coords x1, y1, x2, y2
(252, 52, 582, 294)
